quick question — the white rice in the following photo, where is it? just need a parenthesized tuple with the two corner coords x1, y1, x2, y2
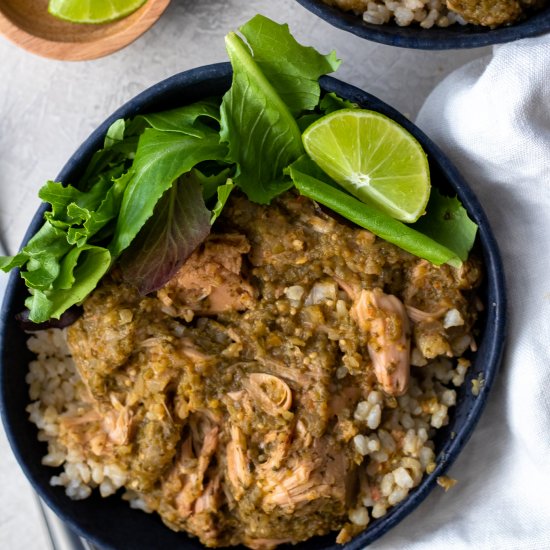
(25, 329, 129, 501)
(324, 0, 468, 28)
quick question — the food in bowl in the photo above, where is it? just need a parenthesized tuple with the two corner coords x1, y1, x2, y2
(322, 0, 548, 28)
(26, 190, 482, 548)
(2, 14, 487, 550)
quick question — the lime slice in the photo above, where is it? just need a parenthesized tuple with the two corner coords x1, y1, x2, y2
(48, 0, 147, 24)
(302, 109, 430, 223)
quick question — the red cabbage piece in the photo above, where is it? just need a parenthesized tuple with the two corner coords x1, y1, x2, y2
(120, 173, 211, 295)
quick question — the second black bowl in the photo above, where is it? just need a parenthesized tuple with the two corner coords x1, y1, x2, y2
(296, 0, 550, 49)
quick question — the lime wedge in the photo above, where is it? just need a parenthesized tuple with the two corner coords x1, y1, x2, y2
(302, 109, 430, 223)
(48, 0, 147, 24)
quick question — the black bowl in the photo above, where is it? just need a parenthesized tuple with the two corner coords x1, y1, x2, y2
(0, 63, 506, 549)
(296, 0, 550, 49)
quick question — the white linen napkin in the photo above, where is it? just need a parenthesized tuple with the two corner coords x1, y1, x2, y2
(372, 34, 550, 549)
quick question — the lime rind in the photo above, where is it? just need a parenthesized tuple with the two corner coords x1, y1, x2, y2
(48, 0, 147, 24)
(302, 109, 430, 223)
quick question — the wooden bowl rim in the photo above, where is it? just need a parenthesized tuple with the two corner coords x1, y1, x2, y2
(0, 0, 171, 61)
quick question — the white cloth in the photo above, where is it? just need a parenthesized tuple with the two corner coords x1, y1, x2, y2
(374, 34, 550, 550)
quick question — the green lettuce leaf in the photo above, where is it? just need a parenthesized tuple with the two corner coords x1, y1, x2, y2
(138, 98, 221, 137)
(411, 189, 477, 261)
(1, 223, 72, 290)
(198, 167, 234, 202)
(0, 174, 118, 321)
(109, 127, 228, 258)
(297, 92, 359, 131)
(66, 170, 132, 247)
(1, 99, 230, 322)
(78, 119, 138, 192)
(319, 92, 358, 114)
(210, 180, 235, 224)
(220, 31, 302, 203)
(24, 245, 111, 323)
(104, 118, 126, 147)
(40, 178, 112, 229)
(219, 16, 341, 205)
(238, 15, 340, 116)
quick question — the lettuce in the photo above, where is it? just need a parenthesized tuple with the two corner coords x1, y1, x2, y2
(1, 109, 228, 322)
(411, 189, 478, 262)
(220, 14, 339, 203)
(237, 15, 340, 116)
(109, 126, 227, 258)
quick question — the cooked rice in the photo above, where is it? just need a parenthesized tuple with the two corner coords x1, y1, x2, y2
(323, 0, 468, 28)
(26, 330, 129, 501)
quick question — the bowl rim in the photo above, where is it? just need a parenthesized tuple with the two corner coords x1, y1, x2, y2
(0, 0, 171, 61)
(0, 62, 506, 549)
(295, 0, 550, 49)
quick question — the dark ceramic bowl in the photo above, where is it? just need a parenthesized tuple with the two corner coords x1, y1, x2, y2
(0, 63, 506, 549)
(296, 0, 550, 49)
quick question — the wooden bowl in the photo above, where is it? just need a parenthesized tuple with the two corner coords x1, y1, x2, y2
(0, 0, 171, 61)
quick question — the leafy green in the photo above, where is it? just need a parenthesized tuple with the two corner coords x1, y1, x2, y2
(66, 171, 130, 247)
(220, 31, 302, 203)
(39, 181, 91, 227)
(238, 15, 340, 116)
(119, 173, 211, 295)
(138, 98, 221, 137)
(198, 167, 233, 201)
(319, 92, 358, 114)
(210, 180, 235, 224)
(220, 16, 339, 204)
(109, 127, 228, 258)
(0, 100, 227, 322)
(77, 120, 137, 192)
(0, 223, 72, 289)
(24, 246, 111, 323)
(104, 118, 126, 147)
(288, 156, 462, 267)
(411, 189, 477, 261)
(0, 158, 129, 322)
(297, 92, 358, 132)
(39, 170, 128, 243)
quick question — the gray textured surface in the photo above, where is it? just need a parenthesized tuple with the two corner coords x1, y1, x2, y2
(0, 1, 489, 548)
